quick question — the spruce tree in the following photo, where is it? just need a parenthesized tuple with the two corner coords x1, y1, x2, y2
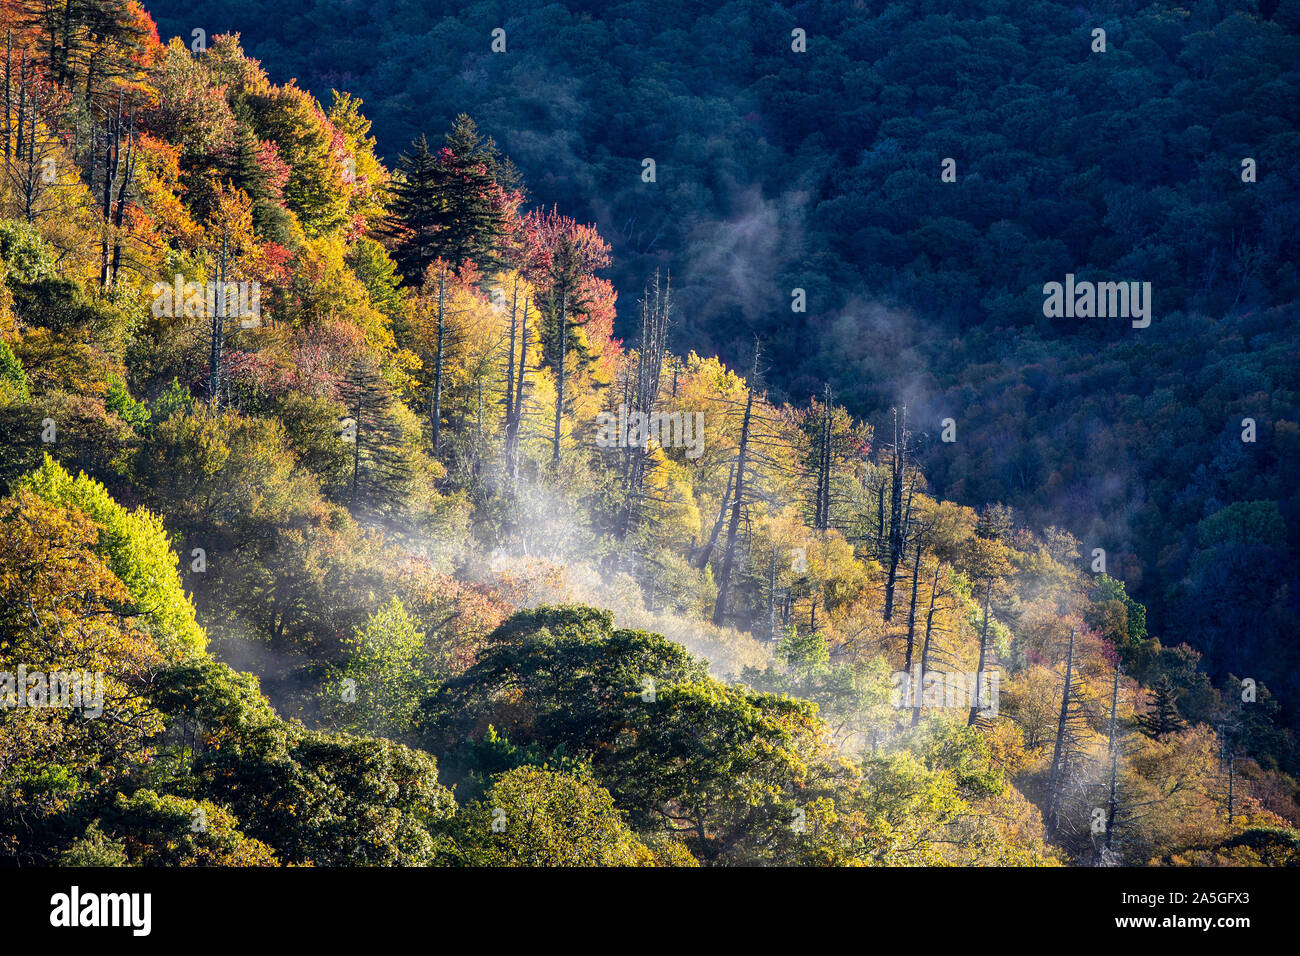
(384, 135, 443, 283)
(339, 356, 411, 514)
(1138, 676, 1187, 739)
(384, 117, 512, 282)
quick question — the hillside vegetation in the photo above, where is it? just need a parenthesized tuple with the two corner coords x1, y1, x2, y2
(0, 2, 1296, 866)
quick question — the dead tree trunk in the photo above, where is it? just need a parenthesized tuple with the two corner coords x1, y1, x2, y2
(431, 265, 446, 453)
(551, 286, 568, 463)
(883, 406, 908, 622)
(1047, 627, 1078, 837)
(694, 462, 734, 570)
(712, 387, 753, 626)
(904, 543, 924, 672)
(967, 580, 993, 727)
(506, 295, 530, 481)
(1102, 663, 1122, 859)
(911, 563, 943, 728)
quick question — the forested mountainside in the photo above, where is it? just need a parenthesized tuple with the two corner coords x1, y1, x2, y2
(0, 0, 1296, 867)
(145, 0, 1300, 781)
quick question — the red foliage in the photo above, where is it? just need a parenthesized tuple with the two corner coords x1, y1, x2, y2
(288, 320, 369, 401)
(520, 206, 611, 286)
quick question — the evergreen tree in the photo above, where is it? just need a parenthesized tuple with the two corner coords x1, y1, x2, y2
(225, 112, 294, 246)
(384, 117, 513, 282)
(1139, 676, 1187, 739)
(338, 356, 411, 513)
(384, 135, 442, 283)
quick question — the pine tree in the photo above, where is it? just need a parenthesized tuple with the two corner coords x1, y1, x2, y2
(437, 113, 514, 267)
(1138, 676, 1187, 739)
(384, 118, 514, 282)
(225, 112, 293, 245)
(339, 356, 412, 513)
(384, 135, 442, 283)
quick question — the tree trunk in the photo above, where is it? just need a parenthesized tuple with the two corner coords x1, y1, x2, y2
(1103, 663, 1121, 858)
(208, 237, 226, 410)
(1047, 627, 1077, 836)
(694, 462, 734, 569)
(883, 407, 907, 621)
(911, 564, 943, 727)
(507, 296, 529, 481)
(967, 581, 992, 726)
(551, 286, 567, 462)
(904, 544, 923, 672)
(712, 388, 753, 626)
(431, 265, 446, 452)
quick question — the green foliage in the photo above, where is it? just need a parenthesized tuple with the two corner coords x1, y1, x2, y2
(1088, 574, 1148, 663)
(345, 236, 404, 316)
(427, 606, 855, 865)
(151, 378, 196, 422)
(19, 455, 206, 658)
(450, 765, 650, 866)
(106, 375, 152, 434)
(440, 724, 577, 804)
(151, 660, 457, 865)
(95, 790, 279, 866)
(1196, 501, 1287, 550)
(383, 118, 511, 281)
(0, 219, 56, 282)
(249, 83, 352, 237)
(777, 625, 830, 672)
(320, 597, 433, 740)
(0, 339, 29, 400)
(58, 823, 130, 867)
(424, 605, 709, 756)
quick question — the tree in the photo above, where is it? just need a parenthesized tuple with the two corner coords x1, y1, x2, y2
(199, 181, 260, 411)
(425, 605, 855, 866)
(1046, 626, 1086, 837)
(150, 660, 457, 866)
(1139, 676, 1187, 739)
(224, 113, 294, 246)
(500, 272, 540, 482)
(0, 489, 167, 863)
(90, 790, 279, 866)
(522, 207, 611, 464)
(451, 765, 651, 866)
(609, 269, 673, 540)
(320, 596, 432, 741)
(963, 528, 1015, 727)
(431, 113, 515, 268)
(248, 81, 351, 237)
(2, 45, 72, 225)
(92, 92, 139, 289)
(383, 117, 516, 282)
(19, 453, 206, 658)
(338, 354, 412, 513)
(384, 135, 440, 283)
(712, 370, 754, 625)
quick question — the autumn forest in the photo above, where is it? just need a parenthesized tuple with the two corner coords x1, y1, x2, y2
(0, 0, 1298, 875)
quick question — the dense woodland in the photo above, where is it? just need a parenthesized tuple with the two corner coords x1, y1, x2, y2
(147, 0, 1300, 756)
(0, 0, 1297, 867)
